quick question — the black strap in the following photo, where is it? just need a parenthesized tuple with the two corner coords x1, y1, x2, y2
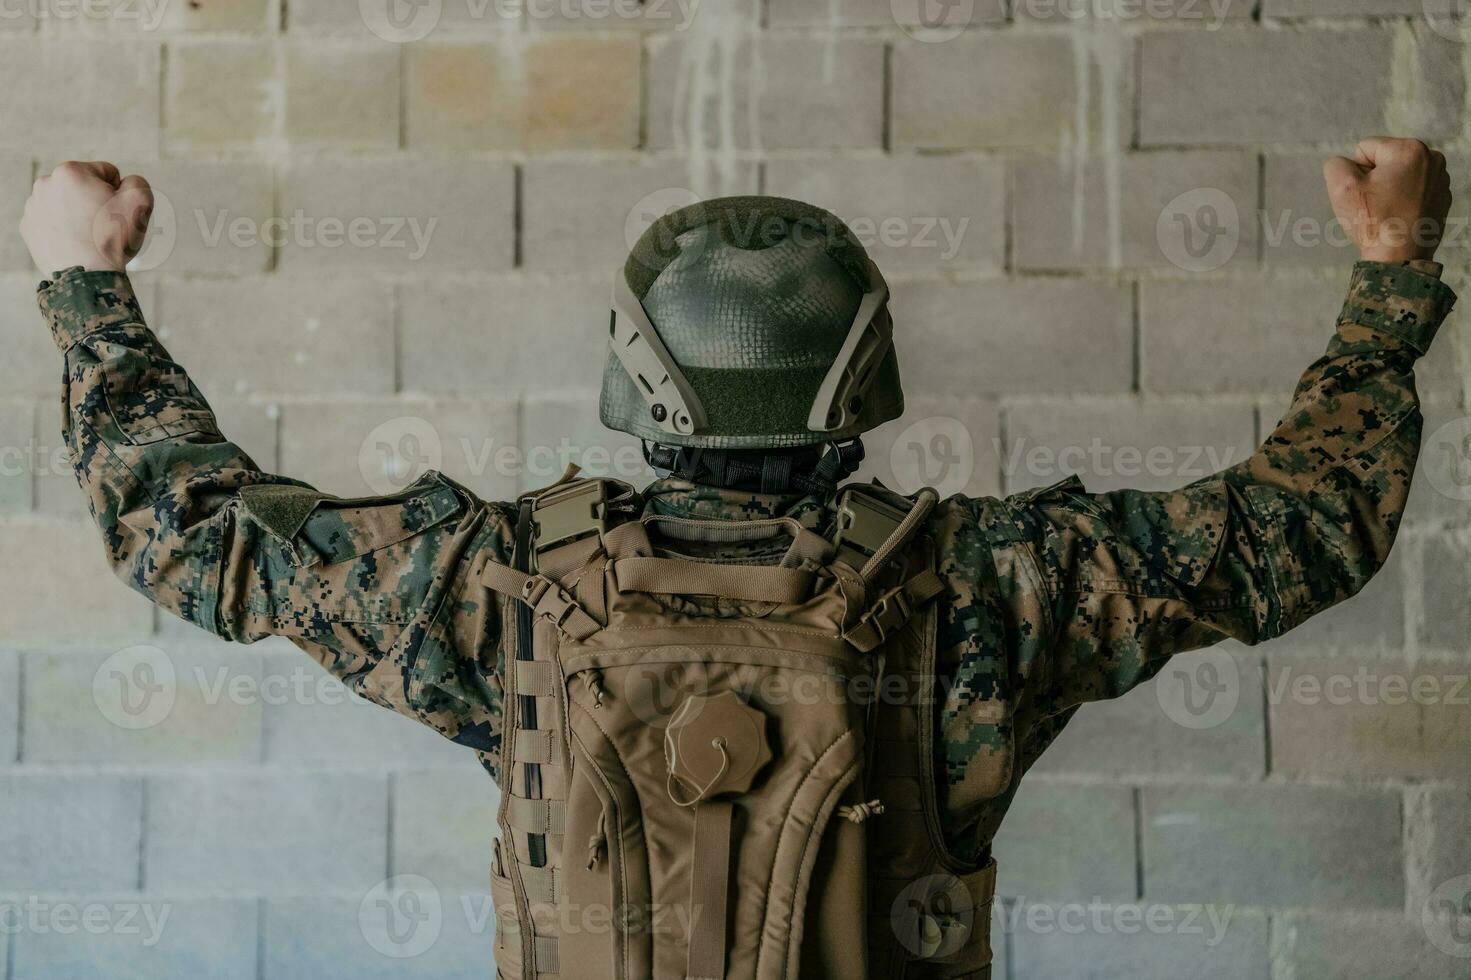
(512, 497, 546, 869)
(644, 439, 865, 496)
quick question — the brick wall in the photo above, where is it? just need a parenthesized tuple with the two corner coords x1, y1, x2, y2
(1, 1, 1470, 977)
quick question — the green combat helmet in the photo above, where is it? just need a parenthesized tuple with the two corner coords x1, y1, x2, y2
(600, 195, 903, 490)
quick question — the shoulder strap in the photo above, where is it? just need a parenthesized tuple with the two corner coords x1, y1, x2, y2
(830, 485, 944, 652)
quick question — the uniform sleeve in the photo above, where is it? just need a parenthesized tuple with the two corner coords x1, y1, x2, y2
(1017, 260, 1457, 713)
(39, 266, 510, 753)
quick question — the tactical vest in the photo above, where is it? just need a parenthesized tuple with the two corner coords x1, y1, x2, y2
(480, 474, 998, 980)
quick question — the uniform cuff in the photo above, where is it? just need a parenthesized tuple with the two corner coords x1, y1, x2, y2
(37, 266, 145, 352)
(1341, 260, 1458, 357)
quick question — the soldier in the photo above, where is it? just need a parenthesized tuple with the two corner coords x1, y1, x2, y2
(18, 137, 1456, 979)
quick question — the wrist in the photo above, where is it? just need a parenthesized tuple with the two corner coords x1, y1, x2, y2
(1358, 246, 1436, 265)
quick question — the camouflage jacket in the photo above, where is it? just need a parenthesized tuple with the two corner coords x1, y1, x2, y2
(38, 260, 1456, 860)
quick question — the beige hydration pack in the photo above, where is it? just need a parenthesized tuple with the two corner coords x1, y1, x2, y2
(480, 474, 997, 980)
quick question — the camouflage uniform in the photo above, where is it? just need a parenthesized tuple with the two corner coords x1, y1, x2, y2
(37, 259, 1456, 863)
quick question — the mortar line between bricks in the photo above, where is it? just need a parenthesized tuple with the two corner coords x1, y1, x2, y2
(256, 897, 266, 980)
(385, 770, 396, 878)
(1255, 152, 1266, 267)
(1132, 785, 1144, 901)
(512, 164, 523, 270)
(391, 283, 403, 395)
(1129, 33, 1141, 150)
(157, 42, 168, 159)
(880, 42, 892, 154)
(14, 653, 25, 764)
(1260, 650, 1274, 778)
(137, 777, 149, 891)
(1130, 279, 1141, 393)
(1002, 901, 1015, 980)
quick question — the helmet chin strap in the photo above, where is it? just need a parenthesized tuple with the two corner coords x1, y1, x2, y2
(644, 439, 865, 496)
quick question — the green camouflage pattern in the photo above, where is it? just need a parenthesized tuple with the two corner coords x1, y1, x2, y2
(38, 258, 1456, 860)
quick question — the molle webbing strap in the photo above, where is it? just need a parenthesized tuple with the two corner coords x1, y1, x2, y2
(604, 513, 833, 566)
(482, 563, 602, 642)
(518, 864, 562, 904)
(498, 921, 561, 975)
(511, 730, 555, 765)
(511, 496, 546, 874)
(614, 557, 812, 604)
(507, 796, 566, 836)
(514, 661, 558, 697)
(843, 569, 945, 653)
(685, 800, 734, 980)
(856, 487, 938, 584)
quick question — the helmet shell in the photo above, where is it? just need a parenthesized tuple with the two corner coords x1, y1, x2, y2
(600, 196, 903, 449)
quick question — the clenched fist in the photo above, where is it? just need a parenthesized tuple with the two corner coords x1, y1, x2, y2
(19, 161, 153, 275)
(1324, 138, 1453, 264)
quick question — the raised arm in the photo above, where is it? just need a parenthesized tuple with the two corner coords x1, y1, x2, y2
(21, 162, 506, 754)
(1011, 138, 1457, 715)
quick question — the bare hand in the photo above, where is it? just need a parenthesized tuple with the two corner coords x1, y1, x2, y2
(1324, 138, 1453, 264)
(19, 161, 153, 274)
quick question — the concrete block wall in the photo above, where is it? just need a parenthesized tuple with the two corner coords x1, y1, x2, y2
(0, 1, 1469, 977)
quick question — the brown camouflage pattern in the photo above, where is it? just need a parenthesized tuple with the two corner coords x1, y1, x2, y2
(37, 258, 1456, 860)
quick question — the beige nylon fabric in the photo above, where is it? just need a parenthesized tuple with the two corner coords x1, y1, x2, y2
(490, 478, 1001, 980)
